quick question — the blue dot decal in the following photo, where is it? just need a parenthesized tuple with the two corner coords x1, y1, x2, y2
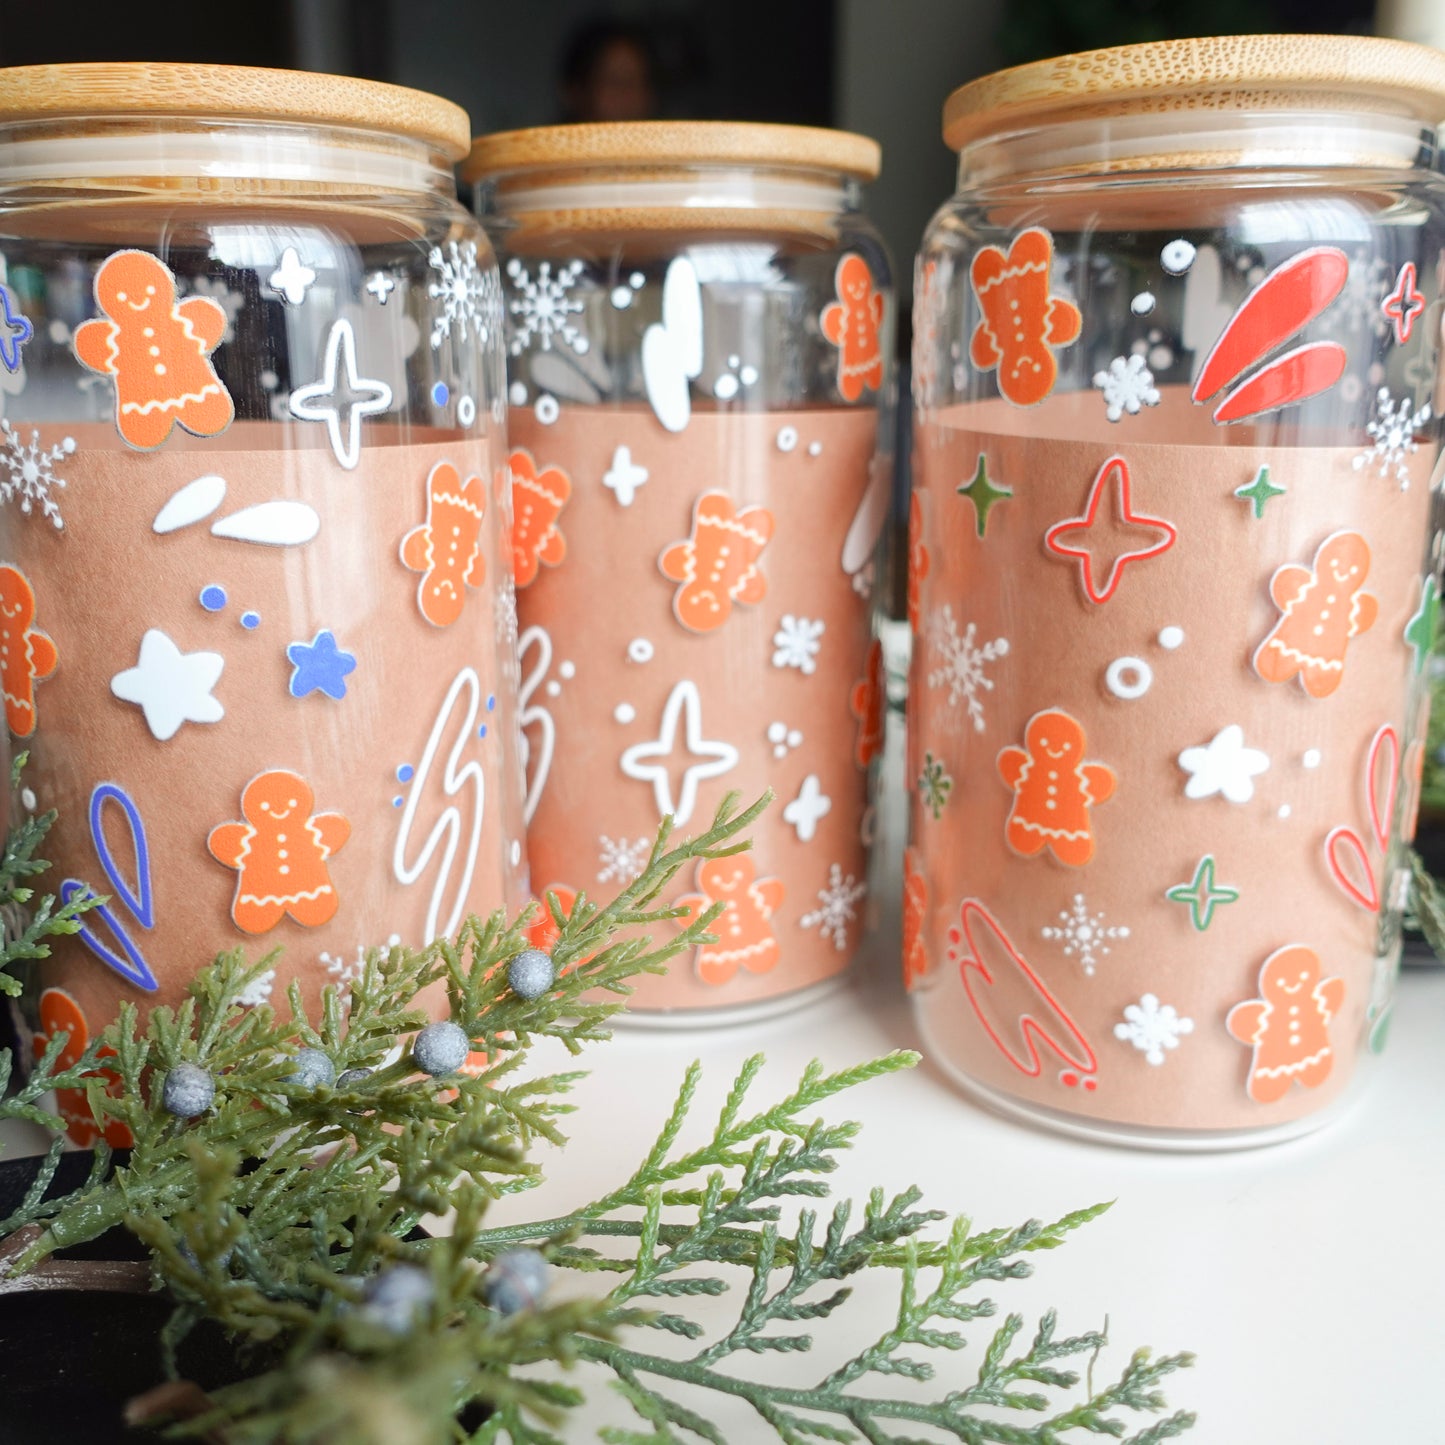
(486, 694, 496, 711)
(392, 796, 403, 807)
(199, 584, 226, 611)
(240, 611, 261, 630)
(477, 724, 488, 739)
(432, 381, 450, 407)
(397, 763, 414, 782)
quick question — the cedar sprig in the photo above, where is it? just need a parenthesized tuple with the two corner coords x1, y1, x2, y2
(0, 786, 1196, 1442)
(0, 752, 101, 995)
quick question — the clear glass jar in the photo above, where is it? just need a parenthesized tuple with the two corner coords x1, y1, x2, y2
(908, 36, 1445, 1147)
(467, 122, 894, 1021)
(0, 64, 523, 1117)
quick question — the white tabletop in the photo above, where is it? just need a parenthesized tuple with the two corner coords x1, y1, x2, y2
(482, 942, 1444, 1445)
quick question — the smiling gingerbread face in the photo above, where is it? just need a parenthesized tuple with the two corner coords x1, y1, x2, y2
(1259, 943, 1322, 1001)
(1025, 710, 1084, 766)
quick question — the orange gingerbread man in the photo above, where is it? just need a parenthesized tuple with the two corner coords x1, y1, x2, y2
(1227, 944, 1346, 1103)
(969, 228, 1081, 408)
(0, 564, 56, 738)
(208, 769, 350, 935)
(850, 637, 885, 769)
(32, 988, 133, 1149)
(659, 491, 774, 633)
(997, 708, 1115, 866)
(901, 846, 928, 991)
(907, 492, 930, 634)
(400, 460, 486, 627)
(676, 855, 785, 987)
(820, 254, 884, 402)
(1253, 531, 1377, 699)
(509, 448, 569, 588)
(73, 249, 234, 450)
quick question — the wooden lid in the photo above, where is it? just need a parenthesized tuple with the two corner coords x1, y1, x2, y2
(462, 121, 881, 184)
(943, 35, 1445, 152)
(0, 62, 471, 160)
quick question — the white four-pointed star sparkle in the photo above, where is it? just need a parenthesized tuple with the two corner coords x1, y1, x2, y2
(267, 246, 317, 305)
(620, 680, 737, 826)
(782, 773, 833, 842)
(288, 319, 393, 470)
(110, 629, 224, 741)
(602, 445, 649, 506)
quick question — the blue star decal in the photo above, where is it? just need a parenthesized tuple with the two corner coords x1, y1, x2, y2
(287, 629, 357, 700)
(0, 284, 33, 374)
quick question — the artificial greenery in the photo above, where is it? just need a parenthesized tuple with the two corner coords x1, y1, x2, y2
(0, 782, 1195, 1444)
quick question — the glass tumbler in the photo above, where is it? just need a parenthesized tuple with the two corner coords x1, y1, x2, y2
(908, 35, 1445, 1146)
(467, 121, 894, 1020)
(0, 63, 523, 1136)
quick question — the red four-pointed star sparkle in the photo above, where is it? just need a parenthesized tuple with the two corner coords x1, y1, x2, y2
(1045, 454, 1177, 604)
(1382, 262, 1426, 347)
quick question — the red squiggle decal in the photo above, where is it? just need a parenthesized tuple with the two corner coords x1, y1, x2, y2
(946, 898, 1097, 1086)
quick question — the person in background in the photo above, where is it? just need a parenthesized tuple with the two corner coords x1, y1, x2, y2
(559, 18, 659, 123)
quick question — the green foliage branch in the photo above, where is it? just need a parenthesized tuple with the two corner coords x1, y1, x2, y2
(0, 782, 1194, 1444)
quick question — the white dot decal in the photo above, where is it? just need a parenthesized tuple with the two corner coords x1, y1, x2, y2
(1157, 626, 1185, 650)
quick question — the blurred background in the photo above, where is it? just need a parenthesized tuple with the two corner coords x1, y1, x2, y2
(2, 0, 1426, 313)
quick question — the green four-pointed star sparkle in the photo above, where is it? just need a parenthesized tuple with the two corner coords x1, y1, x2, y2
(957, 452, 1011, 537)
(1404, 575, 1438, 675)
(1165, 854, 1240, 932)
(1234, 464, 1286, 519)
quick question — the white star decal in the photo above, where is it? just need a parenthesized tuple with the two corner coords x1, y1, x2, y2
(602, 444, 649, 507)
(782, 773, 832, 842)
(366, 271, 396, 304)
(267, 246, 317, 305)
(620, 680, 737, 826)
(110, 629, 224, 741)
(288, 319, 393, 470)
(1178, 724, 1270, 804)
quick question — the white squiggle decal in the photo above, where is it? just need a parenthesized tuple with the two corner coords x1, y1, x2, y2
(393, 667, 485, 944)
(517, 625, 556, 824)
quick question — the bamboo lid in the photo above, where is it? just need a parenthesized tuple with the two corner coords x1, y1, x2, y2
(462, 121, 881, 184)
(0, 62, 471, 160)
(943, 34, 1445, 153)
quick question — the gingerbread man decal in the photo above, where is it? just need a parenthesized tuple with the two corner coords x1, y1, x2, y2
(509, 448, 569, 589)
(73, 249, 234, 450)
(1227, 944, 1345, 1103)
(32, 988, 133, 1149)
(1253, 531, 1377, 698)
(849, 637, 885, 769)
(659, 490, 774, 633)
(676, 855, 785, 987)
(820, 254, 884, 402)
(997, 708, 1114, 866)
(400, 460, 486, 627)
(208, 769, 350, 934)
(0, 564, 56, 738)
(969, 228, 1081, 408)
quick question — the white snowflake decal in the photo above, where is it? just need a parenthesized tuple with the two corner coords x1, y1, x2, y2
(926, 605, 1010, 732)
(427, 239, 492, 349)
(320, 934, 401, 1009)
(597, 834, 651, 885)
(0, 420, 74, 529)
(1353, 386, 1432, 488)
(1114, 994, 1194, 1065)
(1328, 255, 1392, 339)
(772, 615, 825, 674)
(506, 257, 589, 357)
(1093, 353, 1160, 422)
(1041, 894, 1129, 977)
(232, 967, 276, 1008)
(797, 861, 861, 953)
(800, 864, 867, 952)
